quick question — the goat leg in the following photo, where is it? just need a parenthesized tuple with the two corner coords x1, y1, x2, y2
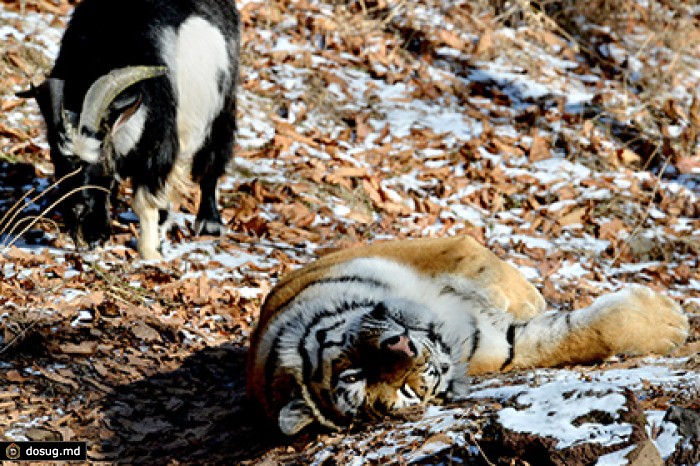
(133, 186, 164, 260)
(195, 176, 224, 236)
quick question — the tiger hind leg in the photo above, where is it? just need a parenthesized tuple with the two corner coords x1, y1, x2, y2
(501, 285, 688, 372)
(432, 236, 546, 320)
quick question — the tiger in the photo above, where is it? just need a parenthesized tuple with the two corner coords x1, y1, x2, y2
(246, 236, 689, 436)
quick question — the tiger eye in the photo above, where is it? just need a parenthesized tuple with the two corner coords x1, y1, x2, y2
(339, 369, 364, 384)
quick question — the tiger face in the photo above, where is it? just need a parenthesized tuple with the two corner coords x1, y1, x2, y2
(270, 298, 465, 435)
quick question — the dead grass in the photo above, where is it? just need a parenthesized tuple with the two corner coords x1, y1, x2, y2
(483, 0, 700, 170)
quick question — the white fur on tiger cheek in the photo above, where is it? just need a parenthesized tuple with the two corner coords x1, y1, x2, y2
(423, 363, 443, 395)
(333, 379, 366, 416)
(426, 338, 457, 396)
(394, 384, 421, 409)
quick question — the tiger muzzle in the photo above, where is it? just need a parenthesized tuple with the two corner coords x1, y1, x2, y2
(383, 335, 417, 358)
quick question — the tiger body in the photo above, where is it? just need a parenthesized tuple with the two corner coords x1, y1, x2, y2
(246, 236, 689, 436)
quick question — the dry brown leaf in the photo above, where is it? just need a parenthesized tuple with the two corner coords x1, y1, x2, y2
(4, 247, 36, 262)
(537, 259, 561, 279)
(131, 321, 161, 343)
(676, 155, 700, 174)
(355, 114, 371, 142)
(689, 94, 700, 129)
(492, 138, 525, 157)
(5, 370, 25, 383)
(662, 99, 687, 122)
(529, 130, 551, 161)
(599, 218, 627, 240)
(556, 207, 588, 227)
(475, 28, 494, 56)
(40, 368, 80, 389)
(333, 166, 368, 178)
(74, 291, 106, 308)
(617, 148, 641, 166)
(437, 29, 465, 50)
(60, 341, 98, 355)
(362, 178, 383, 206)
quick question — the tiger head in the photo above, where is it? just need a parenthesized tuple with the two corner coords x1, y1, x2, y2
(266, 298, 467, 435)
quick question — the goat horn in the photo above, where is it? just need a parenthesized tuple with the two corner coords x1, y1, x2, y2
(78, 65, 167, 137)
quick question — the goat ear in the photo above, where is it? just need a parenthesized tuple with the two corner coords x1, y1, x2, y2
(110, 93, 143, 132)
(17, 80, 65, 132)
(278, 398, 315, 436)
(16, 84, 39, 99)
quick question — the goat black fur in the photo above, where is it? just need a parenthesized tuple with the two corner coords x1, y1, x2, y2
(20, 0, 239, 259)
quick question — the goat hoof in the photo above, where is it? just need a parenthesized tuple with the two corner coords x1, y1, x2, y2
(195, 218, 225, 237)
(88, 240, 106, 250)
(139, 248, 163, 261)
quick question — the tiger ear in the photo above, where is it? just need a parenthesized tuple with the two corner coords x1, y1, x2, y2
(279, 398, 314, 435)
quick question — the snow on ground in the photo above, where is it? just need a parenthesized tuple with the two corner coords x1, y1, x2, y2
(471, 362, 699, 452)
(304, 360, 698, 465)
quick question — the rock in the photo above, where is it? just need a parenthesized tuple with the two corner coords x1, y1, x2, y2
(664, 406, 700, 439)
(663, 406, 700, 466)
(26, 427, 62, 442)
(625, 439, 664, 466)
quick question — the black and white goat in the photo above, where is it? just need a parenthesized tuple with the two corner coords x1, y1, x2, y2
(19, 0, 239, 259)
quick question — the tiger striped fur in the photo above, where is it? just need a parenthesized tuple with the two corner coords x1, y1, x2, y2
(246, 236, 689, 436)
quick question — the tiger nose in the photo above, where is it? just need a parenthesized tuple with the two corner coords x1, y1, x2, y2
(383, 335, 417, 358)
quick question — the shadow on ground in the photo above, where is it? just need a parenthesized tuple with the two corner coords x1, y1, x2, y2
(100, 344, 281, 464)
(0, 161, 52, 243)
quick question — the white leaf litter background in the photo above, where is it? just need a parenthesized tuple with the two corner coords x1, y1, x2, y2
(0, 0, 699, 464)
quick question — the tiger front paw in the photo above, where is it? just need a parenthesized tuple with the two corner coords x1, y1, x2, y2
(590, 285, 689, 356)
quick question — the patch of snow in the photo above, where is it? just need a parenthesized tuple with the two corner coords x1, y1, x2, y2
(70, 309, 93, 328)
(645, 410, 681, 460)
(595, 445, 635, 466)
(610, 262, 664, 275)
(63, 289, 86, 301)
(558, 235, 611, 255)
(470, 366, 698, 454)
(4, 415, 52, 442)
(0, 6, 63, 59)
(492, 234, 554, 251)
(495, 382, 632, 449)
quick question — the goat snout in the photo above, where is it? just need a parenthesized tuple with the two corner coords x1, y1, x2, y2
(72, 203, 87, 222)
(67, 196, 111, 249)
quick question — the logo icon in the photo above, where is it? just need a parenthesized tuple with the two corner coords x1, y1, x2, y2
(6, 443, 21, 460)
